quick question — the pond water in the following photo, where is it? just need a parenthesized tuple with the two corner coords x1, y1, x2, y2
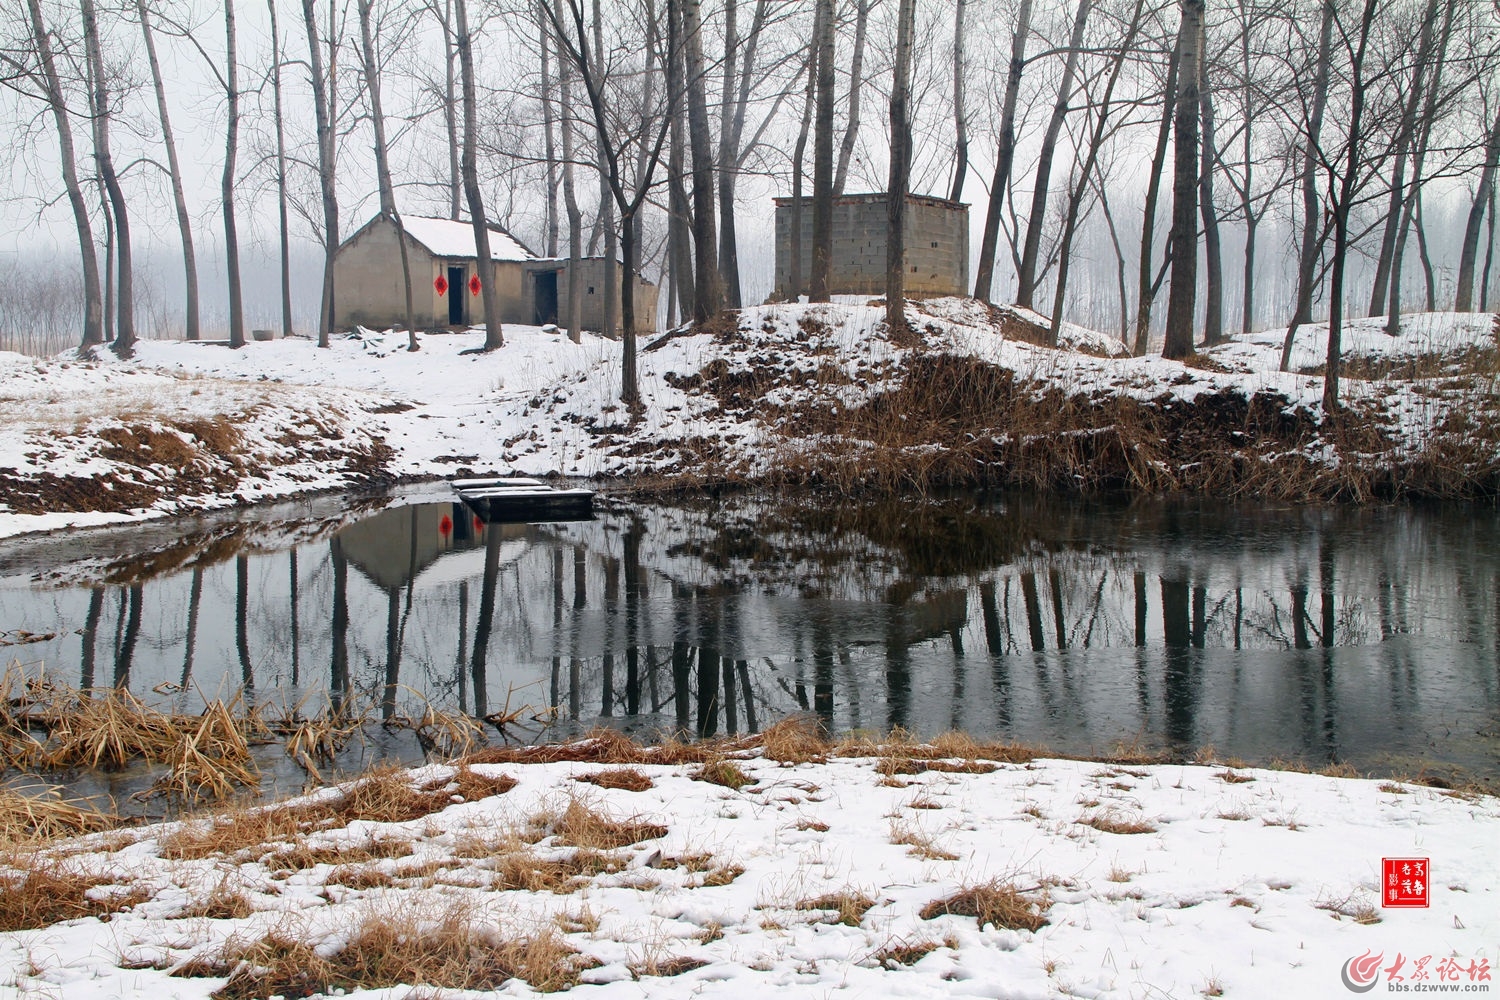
(1, 484, 1497, 802)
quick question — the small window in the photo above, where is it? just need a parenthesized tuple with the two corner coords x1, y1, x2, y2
(911, 266, 918, 273)
(931, 241, 939, 248)
(588, 286, 595, 295)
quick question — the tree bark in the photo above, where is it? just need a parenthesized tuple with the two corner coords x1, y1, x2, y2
(555, 0, 583, 342)
(665, 0, 693, 318)
(267, 0, 293, 338)
(455, 0, 503, 349)
(539, 2, 560, 258)
(681, 0, 720, 321)
(441, 0, 461, 220)
(594, 0, 617, 337)
(301, 0, 339, 347)
(81, 0, 134, 355)
(1133, 39, 1178, 355)
(1015, 0, 1093, 310)
(1162, 0, 1202, 360)
(716, 0, 767, 310)
(224, 0, 245, 350)
(788, 23, 817, 300)
(809, 0, 836, 303)
(1197, 15, 1223, 347)
(357, 0, 418, 349)
(885, 0, 915, 334)
(974, 0, 1034, 303)
(833, 0, 871, 197)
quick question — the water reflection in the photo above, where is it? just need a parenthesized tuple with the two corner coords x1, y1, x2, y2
(1, 489, 1497, 779)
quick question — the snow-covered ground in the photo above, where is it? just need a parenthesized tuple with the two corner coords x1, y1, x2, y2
(3, 745, 1495, 999)
(0, 300, 1495, 539)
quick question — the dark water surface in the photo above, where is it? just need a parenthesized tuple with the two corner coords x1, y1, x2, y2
(2, 485, 1497, 799)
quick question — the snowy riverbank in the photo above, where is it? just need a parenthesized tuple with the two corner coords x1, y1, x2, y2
(1, 299, 1497, 539)
(2, 731, 1495, 999)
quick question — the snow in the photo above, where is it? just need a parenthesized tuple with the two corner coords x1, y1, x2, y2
(2, 750, 1494, 999)
(0, 301, 1495, 539)
(399, 215, 535, 262)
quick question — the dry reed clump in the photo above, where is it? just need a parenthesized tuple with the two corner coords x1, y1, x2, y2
(873, 938, 944, 968)
(147, 701, 259, 802)
(0, 786, 118, 845)
(535, 798, 669, 851)
(575, 768, 655, 792)
(463, 727, 732, 767)
(919, 880, 1050, 932)
(174, 881, 255, 920)
(1080, 810, 1159, 835)
(628, 955, 710, 979)
(693, 757, 755, 790)
(177, 904, 595, 997)
(759, 715, 830, 764)
(0, 856, 151, 931)
(797, 890, 877, 927)
(261, 836, 413, 872)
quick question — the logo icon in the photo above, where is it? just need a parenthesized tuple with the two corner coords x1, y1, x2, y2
(1342, 950, 1383, 993)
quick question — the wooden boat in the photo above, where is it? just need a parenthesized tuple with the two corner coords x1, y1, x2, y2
(451, 476, 594, 523)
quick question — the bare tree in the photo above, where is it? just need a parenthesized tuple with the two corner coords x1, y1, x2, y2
(1197, 12, 1223, 347)
(974, 0, 1034, 303)
(553, 0, 583, 342)
(787, 18, 817, 300)
(885, 0, 915, 334)
(1132, 36, 1178, 355)
(267, 0, 293, 338)
(356, 0, 419, 351)
(679, 0, 720, 321)
(1457, 101, 1500, 311)
(833, 0, 870, 197)
(949, 0, 968, 202)
(224, 0, 244, 350)
(17, 0, 103, 350)
(82, 0, 132, 355)
(455, 0, 503, 349)
(1162, 0, 1202, 360)
(1015, 0, 1093, 310)
(302, 0, 340, 347)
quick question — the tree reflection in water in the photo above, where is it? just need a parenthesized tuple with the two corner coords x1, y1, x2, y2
(1, 490, 1497, 778)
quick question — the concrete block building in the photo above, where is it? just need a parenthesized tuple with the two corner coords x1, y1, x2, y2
(332, 214, 657, 335)
(772, 192, 969, 299)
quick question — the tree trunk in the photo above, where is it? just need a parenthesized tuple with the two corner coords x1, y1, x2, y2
(594, 0, 617, 337)
(82, 0, 134, 355)
(137, 0, 198, 341)
(1162, 0, 1202, 360)
(442, 0, 461, 220)
(357, 0, 418, 350)
(665, 0, 693, 317)
(1277, 0, 1334, 372)
(1237, 0, 1255, 334)
(681, 0, 720, 321)
(974, 0, 1034, 303)
(556, 0, 583, 342)
(949, 0, 969, 202)
(267, 0, 293, 338)
(809, 0, 836, 303)
(833, 0, 871, 197)
(1015, 0, 1093, 310)
(301, 0, 339, 347)
(1197, 16, 1223, 347)
(100, 179, 114, 343)
(788, 25, 817, 299)
(716, 0, 767, 310)
(455, 0, 503, 349)
(885, 0, 915, 334)
(224, 0, 245, 350)
(1133, 39, 1178, 355)
(1324, 0, 1379, 413)
(1457, 102, 1500, 311)
(539, 3, 560, 258)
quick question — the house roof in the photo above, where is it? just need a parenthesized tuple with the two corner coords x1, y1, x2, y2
(399, 215, 534, 262)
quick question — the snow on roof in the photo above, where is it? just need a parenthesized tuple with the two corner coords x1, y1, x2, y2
(399, 215, 534, 262)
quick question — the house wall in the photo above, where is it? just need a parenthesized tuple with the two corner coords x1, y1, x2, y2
(333, 217, 529, 331)
(524, 260, 659, 336)
(772, 194, 969, 299)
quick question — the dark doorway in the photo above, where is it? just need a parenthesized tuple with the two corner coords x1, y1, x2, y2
(447, 266, 465, 325)
(534, 270, 559, 326)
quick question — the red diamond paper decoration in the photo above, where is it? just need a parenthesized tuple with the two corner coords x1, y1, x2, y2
(468, 274, 482, 296)
(433, 275, 448, 295)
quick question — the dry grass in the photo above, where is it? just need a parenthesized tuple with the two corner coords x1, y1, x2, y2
(1316, 892, 1382, 925)
(0, 786, 118, 845)
(1079, 810, 1158, 835)
(889, 819, 961, 861)
(628, 954, 709, 979)
(262, 836, 413, 871)
(575, 768, 655, 792)
(919, 880, 1050, 932)
(176, 903, 595, 997)
(175, 882, 255, 920)
(534, 798, 669, 850)
(797, 890, 877, 927)
(0, 856, 151, 931)
(872, 938, 943, 968)
(1217, 770, 1255, 784)
(760, 715, 829, 764)
(694, 758, 755, 790)
(793, 818, 830, 833)
(148, 701, 259, 802)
